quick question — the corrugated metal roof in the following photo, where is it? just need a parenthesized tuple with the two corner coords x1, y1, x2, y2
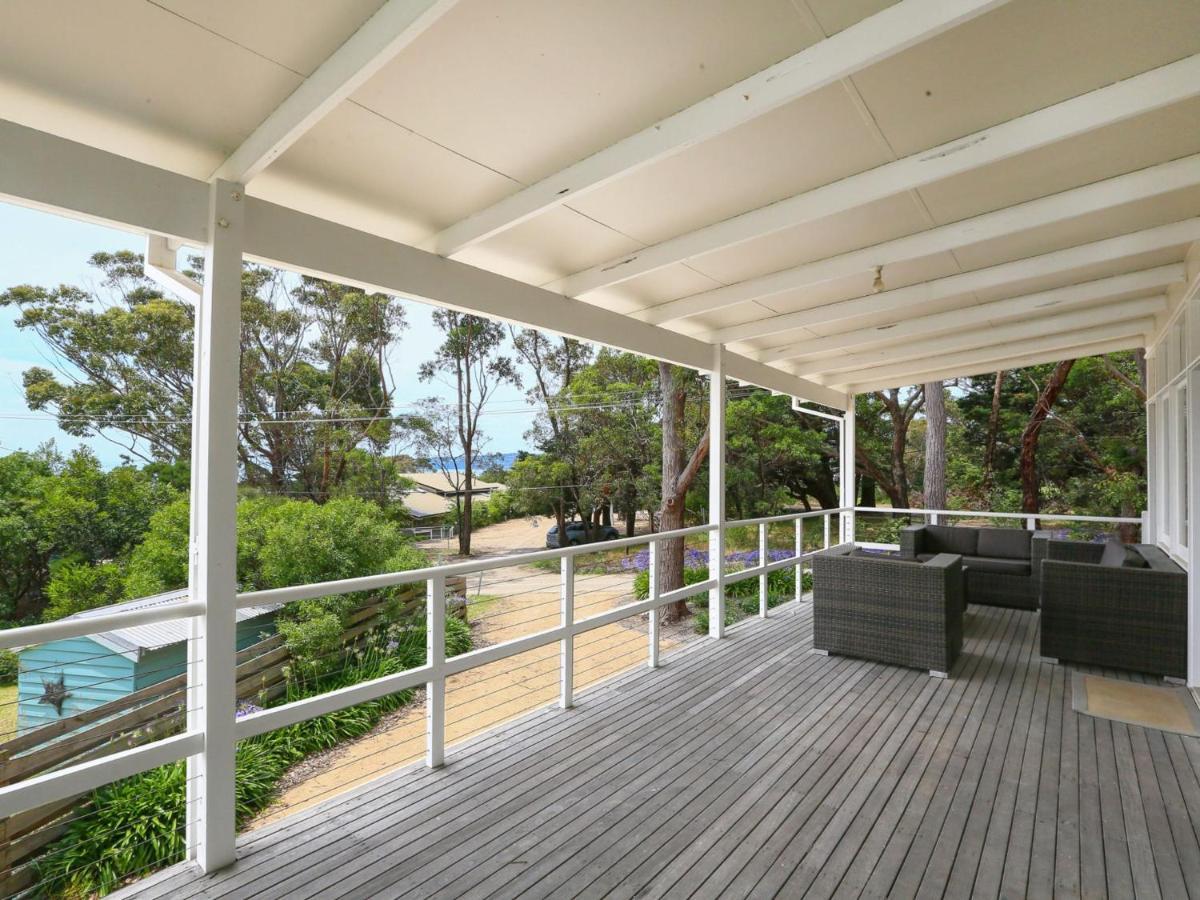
(63, 590, 280, 660)
(401, 491, 453, 519)
(398, 472, 504, 495)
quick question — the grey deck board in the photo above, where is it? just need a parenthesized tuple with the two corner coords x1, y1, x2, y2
(114, 604, 1200, 900)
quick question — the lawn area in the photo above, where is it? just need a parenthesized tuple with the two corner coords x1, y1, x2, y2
(0, 683, 17, 740)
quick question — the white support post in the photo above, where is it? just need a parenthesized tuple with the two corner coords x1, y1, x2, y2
(425, 573, 446, 768)
(1146, 398, 1159, 545)
(929, 511, 940, 525)
(794, 518, 804, 604)
(758, 523, 769, 618)
(840, 396, 857, 544)
(560, 556, 575, 706)
(648, 540, 660, 668)
(1026, 516, 1038, 531)
(708, 346, 727, 638)
(1186, 370, 1200, 687)
(823, 512, 831, 549)
(186, 180, 243, 874)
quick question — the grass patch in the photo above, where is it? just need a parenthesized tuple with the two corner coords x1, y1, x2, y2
(0, 683, 17, 741)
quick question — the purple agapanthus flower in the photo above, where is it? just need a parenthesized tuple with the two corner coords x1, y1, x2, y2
(235, 701, 263, 719)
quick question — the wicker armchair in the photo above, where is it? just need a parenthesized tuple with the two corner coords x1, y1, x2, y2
(1040, 541, 1187, 678)
(812, 546, 963, 676)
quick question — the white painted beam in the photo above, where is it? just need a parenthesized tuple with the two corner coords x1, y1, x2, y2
(214, 0, 458, 183)
(800, 300, 1164, 380)
(0, 122, 845, 409)
(768, 266, 1182, 366)
(838, 330, 1148, 393)
(430, 0, 1010, 256)
(711, 218, 1200, 346)
(144, 234, 202, 303)
(240, 197, 846, 409)
(642, 154, 1200, 326)
(554, 53, 1200, 298)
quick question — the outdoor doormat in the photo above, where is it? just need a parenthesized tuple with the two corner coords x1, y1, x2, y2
(1071, 672, 1200, 737)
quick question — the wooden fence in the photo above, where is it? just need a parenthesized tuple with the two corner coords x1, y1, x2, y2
(0, 579, 455, 895)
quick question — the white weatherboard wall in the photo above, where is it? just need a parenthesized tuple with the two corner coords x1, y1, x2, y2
(1146, 242, 1200, 687)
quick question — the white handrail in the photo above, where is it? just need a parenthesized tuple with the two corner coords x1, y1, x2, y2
(724, 506, 850, 528)
(853, 506, 1140, 524)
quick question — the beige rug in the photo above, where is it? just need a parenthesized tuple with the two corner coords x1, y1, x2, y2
(1072, 672, 1200, 737)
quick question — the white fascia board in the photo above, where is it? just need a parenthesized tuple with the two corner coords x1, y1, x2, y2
(770, 266, 1183, 366)
(429, 0, 1011, 256)
(554, 52, 1200, 299)
(214, 0, 458, 183)
(714, 218, 1200, 347)
(647, 154, 1200, 327)
(0, 121, 845, 409)
(836, 327, 1149, 392)
(799, 298, 1164, 380)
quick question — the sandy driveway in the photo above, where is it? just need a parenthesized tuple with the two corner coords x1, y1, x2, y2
(250, 522, 691, 828)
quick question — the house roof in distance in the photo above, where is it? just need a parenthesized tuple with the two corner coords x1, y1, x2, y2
(401, 491, 453, 519)
(399, 472, 504, 495)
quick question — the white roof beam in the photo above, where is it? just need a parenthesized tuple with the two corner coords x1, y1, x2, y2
(430, 0, 1010, 256)
(838, 330, 1148, 393)
(710, 218, 1200, 347)
(798, 296, 1166, 379)
(766, 265, 1183, 365)
(554, 52, 1200, 299)
(640, 154, 1200, 326)
(213, 0, 458, 183)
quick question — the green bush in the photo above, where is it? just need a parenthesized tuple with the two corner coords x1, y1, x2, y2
(43, 560, 125, 621)
(0, 649, 18, 685)
(36, 620, 468, 897)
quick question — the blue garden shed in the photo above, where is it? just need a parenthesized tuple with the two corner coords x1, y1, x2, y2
(17, 590, 278, 733)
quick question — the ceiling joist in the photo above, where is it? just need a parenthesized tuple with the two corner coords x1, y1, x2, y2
(429, 0, 1010, 257)
(554, 52, 1200, 300)
(214, 0, 458, 183)
(765, 265, 1183, 366)
(709, 218, 1200, 348)
(640, 154, 1200, 327)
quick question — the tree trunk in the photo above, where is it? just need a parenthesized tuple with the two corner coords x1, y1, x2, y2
(982, 371, 1004, 492)
(859, 475, 876, 507)
(624, 508, 636, 537)
(658, 363, 690, 621)
(1020, 360, 1075, 514)
(923, 381, 947, 510)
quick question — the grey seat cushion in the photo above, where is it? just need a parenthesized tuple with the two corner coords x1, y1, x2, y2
(976, 527, 1032, 560)
(923, 524, 978, 556)
(962, 555, 1031, 577)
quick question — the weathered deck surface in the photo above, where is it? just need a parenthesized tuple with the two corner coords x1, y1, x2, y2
(120, 603, 1200, 899)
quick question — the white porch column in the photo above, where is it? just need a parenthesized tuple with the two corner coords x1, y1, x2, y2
(186, 180, 243, 872)
(1187, 371, 1200, 686)
(708, 345, 726, 638)
(840, 393, 856, 544)
(1145, 398, 1158, 545)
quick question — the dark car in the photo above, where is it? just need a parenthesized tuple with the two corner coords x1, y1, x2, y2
(545, 520, 620, 548)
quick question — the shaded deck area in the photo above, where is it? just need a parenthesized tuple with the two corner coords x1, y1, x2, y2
(121, 603, 1200, 899)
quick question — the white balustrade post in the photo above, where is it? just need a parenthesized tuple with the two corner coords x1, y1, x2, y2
(560, 555, 574, 707)
(426, 573, 446, 768)
(186, 180, 243, 873)
(794, 518, 804, 604)
(648, 540, 660, 668)
(1026, 516, 1037, 531)
(929, 511, 940, 526)
(840, 395, 856, 544)
(758, 522, 769, 618)
(708, 345, 726, 638)
(823, 512, 831, 549)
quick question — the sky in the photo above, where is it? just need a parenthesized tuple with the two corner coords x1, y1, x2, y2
(0, 201, 532, 467)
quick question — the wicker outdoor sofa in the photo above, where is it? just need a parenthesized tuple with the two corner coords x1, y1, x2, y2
(1040, 539, 1188, 679)
(812, 546, 963, 677)
(900, 523, 1051, 610)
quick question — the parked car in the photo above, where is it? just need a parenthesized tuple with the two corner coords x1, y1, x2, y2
(545, 520, 620, 548)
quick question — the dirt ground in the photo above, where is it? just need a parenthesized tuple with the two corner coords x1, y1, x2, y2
(249, 518, 693, 829)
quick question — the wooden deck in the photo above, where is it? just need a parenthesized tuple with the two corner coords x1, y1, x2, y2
(119, 603, 1200, 899)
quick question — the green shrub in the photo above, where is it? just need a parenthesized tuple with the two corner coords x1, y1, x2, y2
(43, 560, 125, 621)
(36, 621, 467, 897)
(0, 649, 18, 685)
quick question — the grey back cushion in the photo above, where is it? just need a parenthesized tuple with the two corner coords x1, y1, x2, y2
(975, 527, 1032, 560)
(1099, 540, 1128, 567)
(923, 524, 978, 556)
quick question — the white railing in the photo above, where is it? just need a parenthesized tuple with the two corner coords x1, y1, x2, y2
(853, 505, 1141, 534)
(0, 507, 849, 828)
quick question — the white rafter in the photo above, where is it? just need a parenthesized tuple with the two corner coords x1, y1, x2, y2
(766, 266, 1183, 366)
(707, 218, 1200, 347)
(636, 154, 1200, 326)
(798, 296, 1165, 380)
(552, 52, 1200, 299)
(836, 326, 1150, 393)
(429, 0, 1010, 256)
(213, 0, 458, 183)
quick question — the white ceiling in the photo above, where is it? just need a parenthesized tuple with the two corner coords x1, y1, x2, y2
(1, 0, 1198, 392)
